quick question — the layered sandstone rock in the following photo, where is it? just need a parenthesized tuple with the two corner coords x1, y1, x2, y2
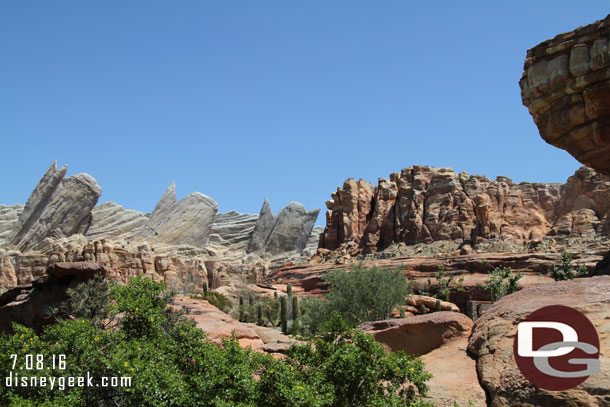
(8, 162, 102, 252)
(0, 204, 23, 245)
(139, 183, 218, 248)
(86, 202, 149, 241)
(0, 261, 110, 333)
(319, 165, 610, 253)
(359, 313, 486, 407)
(247, 199, 320, 256)
(468, 276, 610, 407)
(520, 14, 610, 175)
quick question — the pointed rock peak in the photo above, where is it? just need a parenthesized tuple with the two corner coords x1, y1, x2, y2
(152, 181, 177, 215)
(259, 198, 273, 217)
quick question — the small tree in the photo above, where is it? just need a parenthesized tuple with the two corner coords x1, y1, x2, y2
(482, 266, 522, 302)
(551, 251, 588, 281)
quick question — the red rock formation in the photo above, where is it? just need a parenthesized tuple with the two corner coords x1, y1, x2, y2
(359, 312, 486, 407)
(520, 14, 610, 175)
(468, 276, 610, 406)
(319, 166, 610, 253)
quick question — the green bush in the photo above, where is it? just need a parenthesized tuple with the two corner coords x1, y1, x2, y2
(551, 251, 588, 281)
(425, 264, 464, 301)
(481, 266, 522, 302)
(0, 276, 431, 407)
(300, 264, 411, 335)
(190, 291, 232, 313)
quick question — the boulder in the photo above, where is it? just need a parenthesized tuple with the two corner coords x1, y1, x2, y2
(468, 276, 610, 406)
(520, 14, 610, 176)
(359, 312, 486, 407)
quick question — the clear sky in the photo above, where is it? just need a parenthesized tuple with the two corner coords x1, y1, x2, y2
(1, 2, 608, 225)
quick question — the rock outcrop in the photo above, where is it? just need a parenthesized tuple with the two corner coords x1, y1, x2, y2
(139, 183, 218, 248)
(520, 14, 610, 175)
(247, 199, 320, 256)
(8, 162, 102, 252)
(359, 313, 486, 407)
(468, 276, 610, 407)
(0, 261, 109, 333)
(319, 165, 610, 253)
(0, 204, 23, 245)
(86, 202, 149, 241)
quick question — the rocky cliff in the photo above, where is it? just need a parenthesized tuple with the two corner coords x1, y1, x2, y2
(0, 162, 322, 294)
(319, 165, 610, 253)
(520, 14, 610, 175)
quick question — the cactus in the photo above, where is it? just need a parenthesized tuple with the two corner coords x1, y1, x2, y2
(291, 296, 299, 320)
(257, 304, 263, 326)
(419, 304, 427, 315)
(239, 296, 244, 306)
(435, 299, 442, 312)
(274, 291, 278, 301)
(287, 284, 292, 297)
(203, 281, 208, 296)
(280, 296, 288, 334)
(249, 294, 254, 306)
(399, 307, 406, 318)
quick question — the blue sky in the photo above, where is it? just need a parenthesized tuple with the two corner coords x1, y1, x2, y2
(1, 2, 608, 225)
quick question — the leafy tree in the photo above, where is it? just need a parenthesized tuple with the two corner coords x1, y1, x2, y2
(481, 266, 522, 302)
(551, 251, 588, 281)
(301, 265, 411, 334)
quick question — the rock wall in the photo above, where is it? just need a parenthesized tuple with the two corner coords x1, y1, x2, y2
(520, 14, 610, 175)
(319, 165, 610, 253)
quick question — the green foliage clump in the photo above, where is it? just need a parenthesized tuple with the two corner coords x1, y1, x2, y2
(259, 314, 432, 407)
(425, 264, 464, 301)
(301, 265, 412, 335)
(551, 251, 588, 281)
(481, 266, 522, 302)
(190, 290, 232, 313)
(0, 276, 432, 407)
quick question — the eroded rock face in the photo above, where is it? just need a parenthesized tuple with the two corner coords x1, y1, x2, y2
(247, 199, 320, 256)
(86, 202, 149, 241)
(140, 185, 218, 248)
(520, 14, 610, 175)
(319, 165, 610, 253)
(468, 276, 610, 407)
(0, 204, 23, 245)
(9, 162, 102, 252)
(0, 262, 109, 333)
(359, 313, 486, 407)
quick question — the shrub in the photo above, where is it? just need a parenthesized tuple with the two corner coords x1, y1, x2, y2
(551, 251, 588, 281)
(481, 266, 522, 302)
(426, 264, 464, 301)
(1, 277, 432, 407)
(302, 264, 411, 332)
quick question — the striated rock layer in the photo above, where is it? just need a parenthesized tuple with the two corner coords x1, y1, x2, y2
(521, 14, 610, 175)
(8, 162, 102, 252)
(319, 165, 610, 253)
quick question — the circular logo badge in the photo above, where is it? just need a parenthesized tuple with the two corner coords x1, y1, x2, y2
(513, 305, 600, 391)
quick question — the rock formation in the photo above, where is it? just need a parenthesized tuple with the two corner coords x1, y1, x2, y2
(469, 276, 610, 406)
(8, 162, 102, 252)
(247, 199, 320, 256)
(86, 202, 149, 241)
(359, 312, 486, 407)
(139, 183, 218, 248)
(319, 165, 610, 253)
(520, 14, 610, 175)
(0, 204, 23, 245)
